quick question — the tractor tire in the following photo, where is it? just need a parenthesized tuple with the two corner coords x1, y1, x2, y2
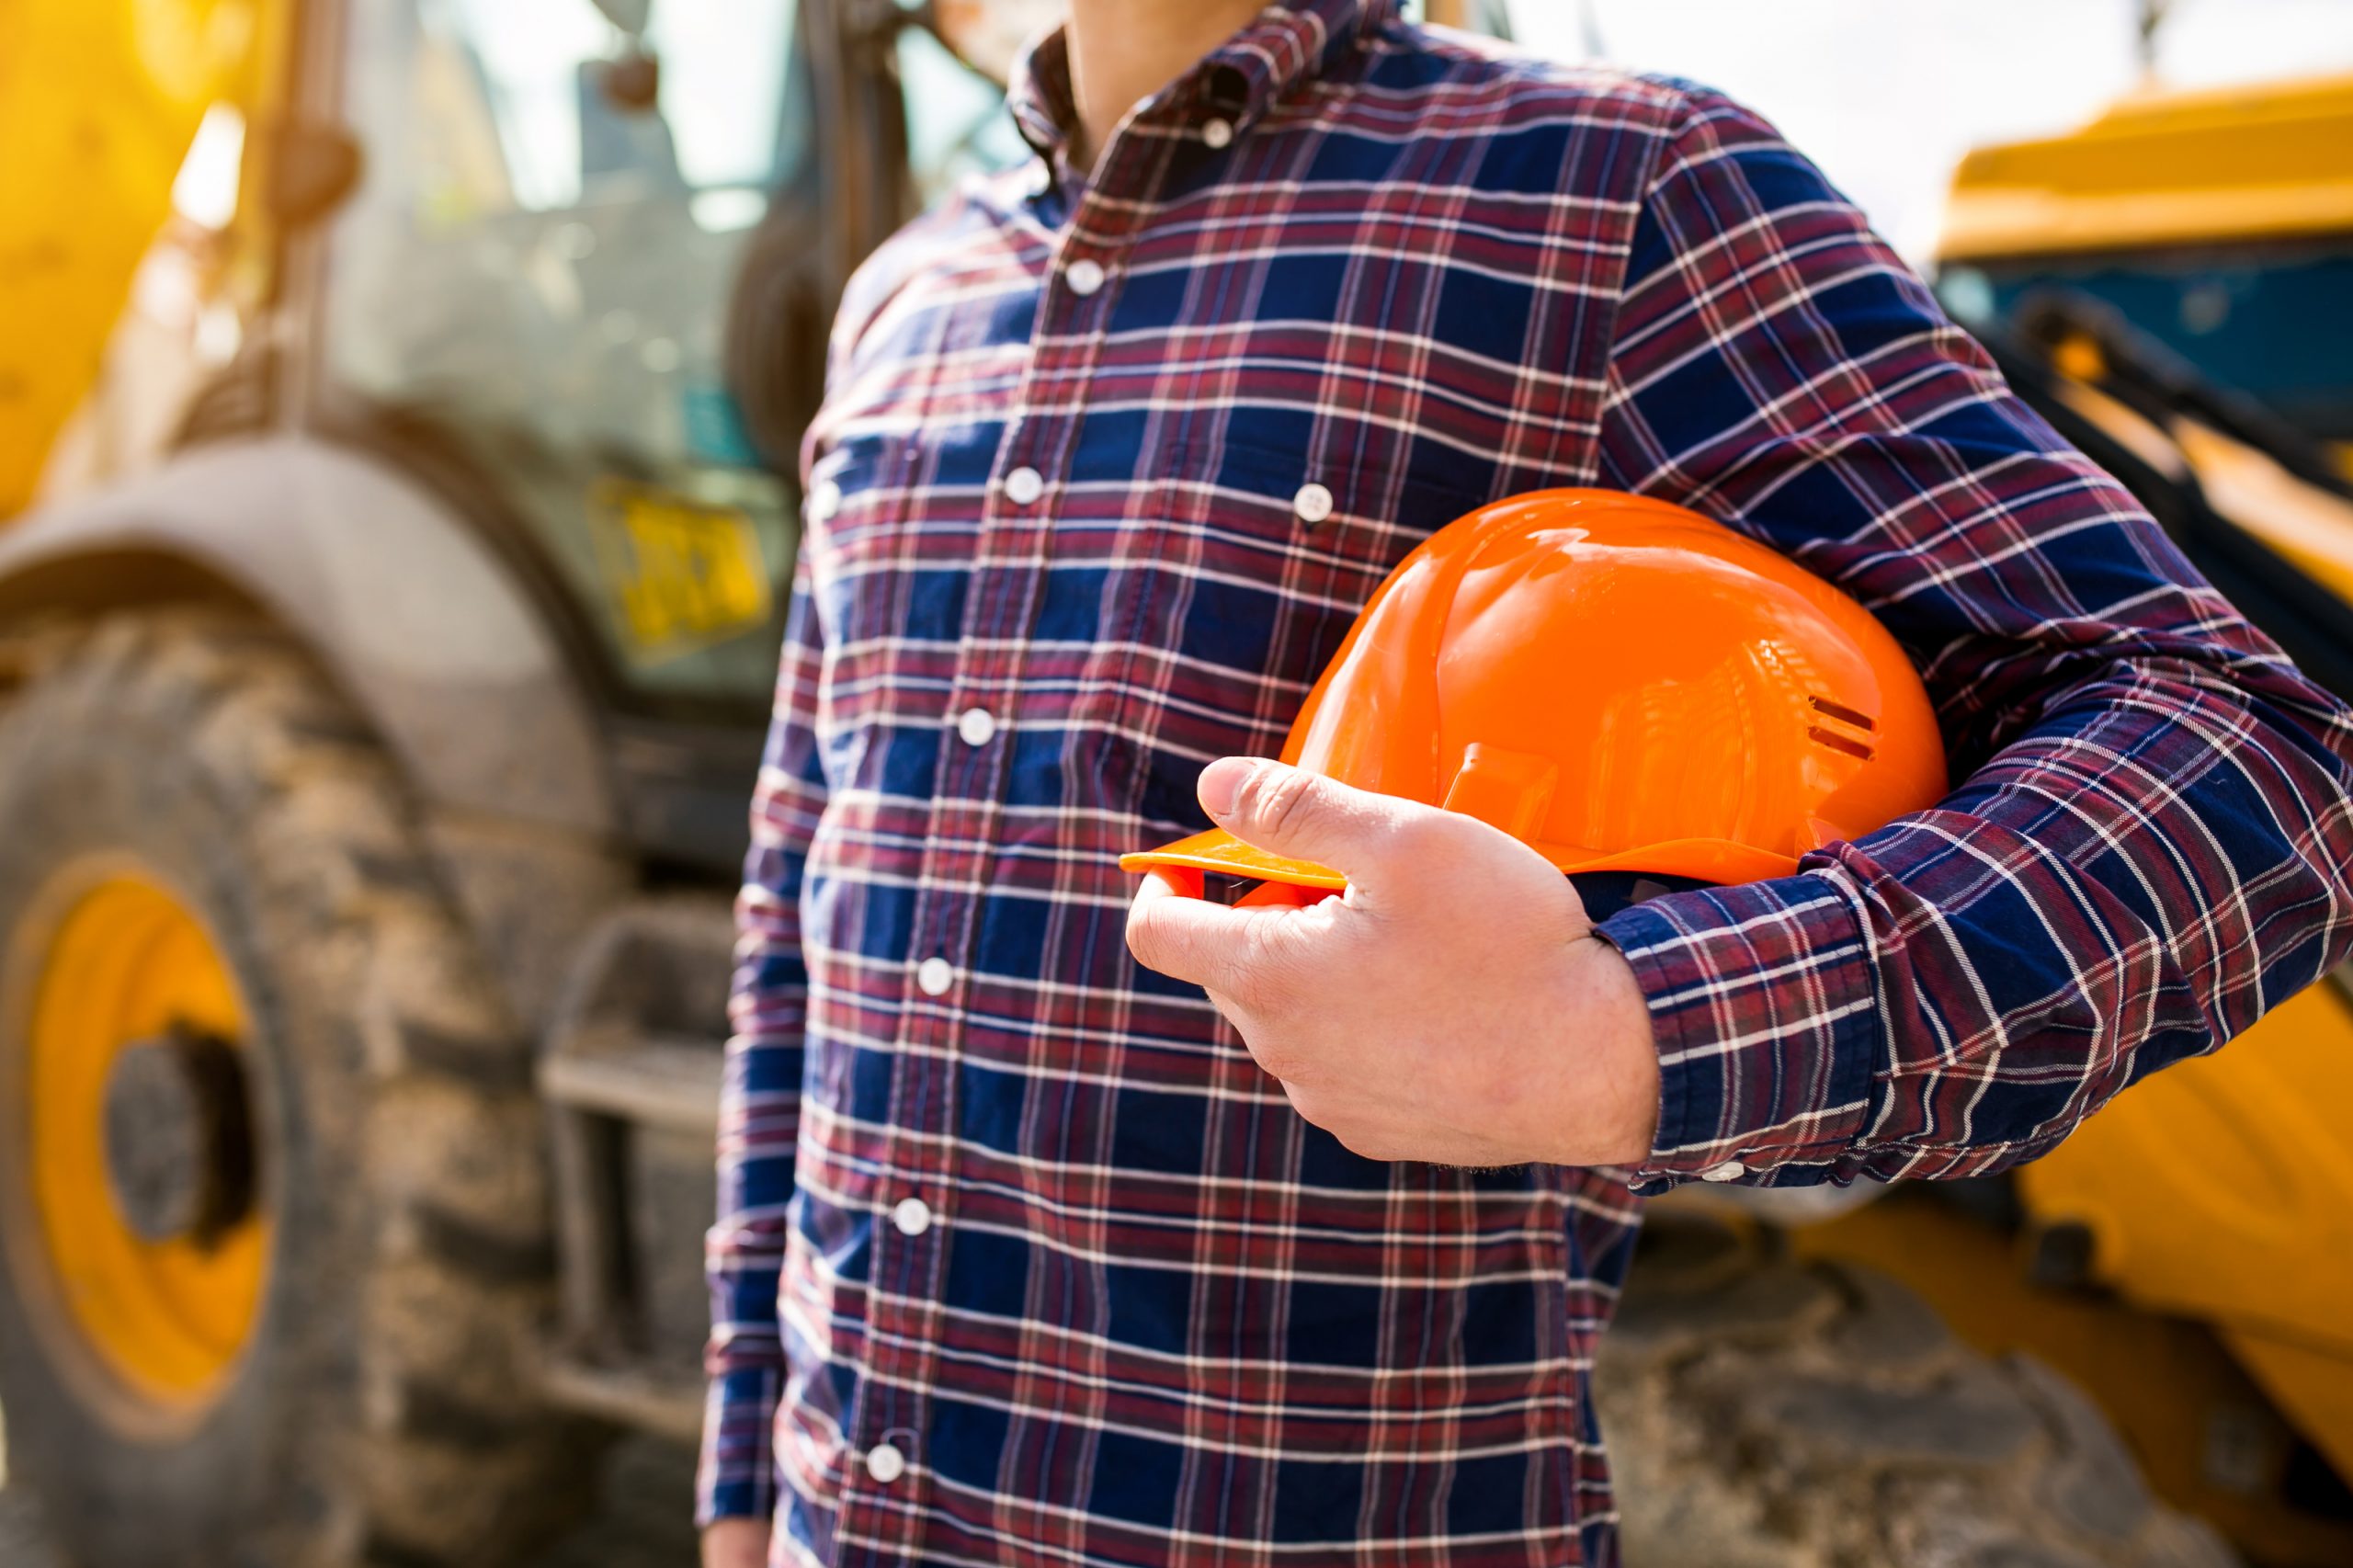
(1596, 1213, 2240, 1568)
(0, 612, 593, 1568)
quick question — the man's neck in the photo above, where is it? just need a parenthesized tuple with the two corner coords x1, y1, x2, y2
(1063, 0, 1267, 171)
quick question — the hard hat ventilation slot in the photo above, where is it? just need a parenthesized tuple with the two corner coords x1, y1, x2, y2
(1807, 695, 1879, 761)
(1807, 696, 1877, 731)
(1807, 726, 1876, 761)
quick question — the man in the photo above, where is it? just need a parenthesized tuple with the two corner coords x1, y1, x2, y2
(701, 3, 2353, 1563)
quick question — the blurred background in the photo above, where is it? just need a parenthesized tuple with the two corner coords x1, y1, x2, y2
(1525, 0, 2353, 259)
(0, 2, 2348, 1565)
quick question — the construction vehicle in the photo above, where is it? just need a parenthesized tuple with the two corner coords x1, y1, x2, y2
(0, 4, 2336, 1566)
(0, 1, 1032, 1561)
(1936, 72, 2353, 474)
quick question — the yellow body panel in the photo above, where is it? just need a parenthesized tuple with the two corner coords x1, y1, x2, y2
(2045, 368, 2353, 607)
(2017, 977, 2353, 1479)
(0, 0, 271, 517)
(2171, 420, 2353, 607)
(2223, 1329, 2353, 1502)
(1939, 72, 2353, 260)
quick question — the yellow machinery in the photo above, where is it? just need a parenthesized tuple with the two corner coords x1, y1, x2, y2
(1940, 72, 2353, 262)
(1938, 71, 2353, 472)
(1802, 72, 2353, 1568)
(0, 1, 937, 1561)
(0, 0, 290, 516)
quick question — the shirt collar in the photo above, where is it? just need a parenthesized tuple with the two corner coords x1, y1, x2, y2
(1007, 0, 1392, 165)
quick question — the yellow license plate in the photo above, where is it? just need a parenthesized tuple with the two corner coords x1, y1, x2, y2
(592, 481, 774, 659)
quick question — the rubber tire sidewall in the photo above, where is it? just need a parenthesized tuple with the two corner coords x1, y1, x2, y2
(0, 634, 368, 1568)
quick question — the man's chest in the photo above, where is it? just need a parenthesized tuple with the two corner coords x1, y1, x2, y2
(797, 172, 1638, 787)
(828, 201, 1624, 562)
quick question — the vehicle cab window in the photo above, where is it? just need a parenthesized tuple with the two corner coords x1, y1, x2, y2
(324, 0, 807, 704)
(893, 17, 1030, 210)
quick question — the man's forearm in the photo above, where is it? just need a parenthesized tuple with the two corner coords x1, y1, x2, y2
(1601, 649, 2353, 1190)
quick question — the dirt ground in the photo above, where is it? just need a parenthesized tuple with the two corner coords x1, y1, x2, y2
(0, 1435, 703, 1567)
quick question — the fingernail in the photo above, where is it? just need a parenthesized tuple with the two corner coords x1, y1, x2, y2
(1199, 756, 1256, 817)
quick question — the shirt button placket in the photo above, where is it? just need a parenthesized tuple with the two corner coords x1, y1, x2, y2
(873, 940, 947, 1530)
(865, 146, 1126, 1541)
(865, 259, 1079, 1528)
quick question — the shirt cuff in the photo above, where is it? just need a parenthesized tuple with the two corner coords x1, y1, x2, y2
(697, 1361, 782, 1529)
(1593, 871, 1881, 1194)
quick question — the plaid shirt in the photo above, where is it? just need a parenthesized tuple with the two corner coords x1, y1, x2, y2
(701, 4, 2353, 1562)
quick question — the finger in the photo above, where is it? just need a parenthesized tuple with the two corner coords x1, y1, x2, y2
(1197, 758, 1435, 891)
(1126, 869, 1297, 994)
(1201, 983, 1309, 1087)
(1201, 982, 1252, 1040)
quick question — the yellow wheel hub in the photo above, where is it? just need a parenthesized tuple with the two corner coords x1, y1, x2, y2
(22, 871, 267, 1413)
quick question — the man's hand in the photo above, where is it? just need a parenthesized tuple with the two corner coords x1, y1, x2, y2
(702, 1518, 769, 1568)
(1126, 757, 1660, 1167)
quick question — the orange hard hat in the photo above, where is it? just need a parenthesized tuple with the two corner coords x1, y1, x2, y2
(1120, 489, 1947, 892)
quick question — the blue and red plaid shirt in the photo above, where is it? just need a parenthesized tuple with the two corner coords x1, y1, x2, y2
(701, 5, 2353, 1562)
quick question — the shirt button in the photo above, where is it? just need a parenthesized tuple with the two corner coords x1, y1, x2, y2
(1699, 1159, 1748, 1182)
(865, 1441, 908, 1484)
(915, 957, 954, 996)
(1292, 482, 1336, 525)
(892, 1196, 934, 1236)
(955, 705, 998, 747)
(1005, 465, 1045, 505)
(1066, 257, 1106, 297)
(808, 479, 842, 523)
(1202, 117, 1234, 150)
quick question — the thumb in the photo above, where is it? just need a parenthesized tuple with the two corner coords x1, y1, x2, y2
(1199, 757, 1424, 885)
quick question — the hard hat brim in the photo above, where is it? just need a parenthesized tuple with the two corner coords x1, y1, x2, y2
(1120, 827, 1803, 892)
(1120, 829, 1350, 891)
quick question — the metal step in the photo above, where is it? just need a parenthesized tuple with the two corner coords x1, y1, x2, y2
(540, 1358, 704, 1446)
(540, 1032, 723, 1134)
(538, 895, 734, 1436)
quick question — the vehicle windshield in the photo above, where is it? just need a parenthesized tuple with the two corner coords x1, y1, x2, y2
(324, 0, 808, 704)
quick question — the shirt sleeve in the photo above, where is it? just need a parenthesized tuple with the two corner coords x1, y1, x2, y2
(697, 557, 828, 1526)
(1588, 85, 2353, 1193)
